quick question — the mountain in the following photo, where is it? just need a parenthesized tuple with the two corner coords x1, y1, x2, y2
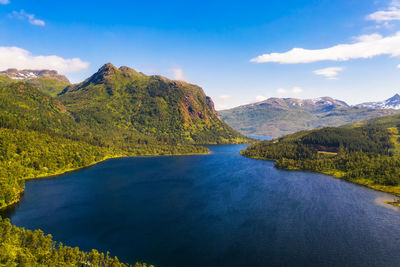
(242, 113, 400, 203)
(220, 96, 400, 137)
(0, 63, 250, 210)
(0, 68, 70, 96)
(58, 63, 249, 144)
(357, 94, 400, 110)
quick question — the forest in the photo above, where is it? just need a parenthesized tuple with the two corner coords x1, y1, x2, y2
(0, 81, 210, 210)
(242, 121, 400, 197)
(0, 217, 152, 267)
(0, 66, 251, 265)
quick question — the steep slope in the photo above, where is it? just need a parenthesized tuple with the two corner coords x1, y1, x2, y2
(59, 63, 250, 144)
(242, 113, 400, 202)
(0, 64, 251, 209)
(220, 97, 399, 137)
(358, 94, 400, 110)
(0, 65, 249, 265)
(0, 82, 110, 209)
(0, 79, 211, 210)
(0, 68, 70, 96)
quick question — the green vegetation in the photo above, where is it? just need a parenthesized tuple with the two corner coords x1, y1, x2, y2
(0, 63, 251, 265)
(0, 217, 151, 267)
(0, 69, 71, 97)
(0, 63, 246, 209)
(25, 77, 70, 97)
(220, 97, 399, 137)
(242, 114, 400, 201)
(59, 63, 250, 145)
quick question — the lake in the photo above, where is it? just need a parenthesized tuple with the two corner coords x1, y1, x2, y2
(3, 145, 400, 266)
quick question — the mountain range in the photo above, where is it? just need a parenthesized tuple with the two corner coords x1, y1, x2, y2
(220, 96, 400, 137)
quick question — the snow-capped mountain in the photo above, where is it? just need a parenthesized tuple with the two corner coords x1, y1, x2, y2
(220, 96, 400, 137)
(357, 94, 400, 110)
(0, 69, 70, 84)
(247, 96, 349, 112)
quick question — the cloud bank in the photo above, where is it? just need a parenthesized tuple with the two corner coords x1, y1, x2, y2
(0, 0, 10, 5)
(251, 32, 400, 64)
(367, 1, 400, 22)
(313, 67, 344, 80)
(10, 10, 45, 26)
(0, 46, 89, 73)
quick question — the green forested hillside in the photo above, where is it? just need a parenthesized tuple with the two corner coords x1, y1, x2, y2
(0, 217, 152, 267)
(59, 63, 249, 145)
(0, 69, 71, 97)
(242, 114, 400, 200)
(0, 64, 250, 265)
(25, 77, 70, 97)
(0, 63, 247, 210)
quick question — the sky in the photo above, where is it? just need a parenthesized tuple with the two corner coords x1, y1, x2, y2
(1, 0, 400, 109)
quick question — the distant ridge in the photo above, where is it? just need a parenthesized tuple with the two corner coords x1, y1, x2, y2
(357, 94, 400, 110)
(220, 96, 400, 137)
(0, 68, 70, 96)
(0, 68, 70, 83)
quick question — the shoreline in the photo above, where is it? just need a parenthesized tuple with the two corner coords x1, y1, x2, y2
(0, 149, 211, 211)
(25, 149, 212, 181)
(243, 154, 400, 209)
(374, 195, 400, 211)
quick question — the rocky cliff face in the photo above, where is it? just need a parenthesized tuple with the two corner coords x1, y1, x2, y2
(206, 96, 221, 120)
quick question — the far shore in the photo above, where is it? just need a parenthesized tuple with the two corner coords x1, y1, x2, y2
(243, 154, 400, 210)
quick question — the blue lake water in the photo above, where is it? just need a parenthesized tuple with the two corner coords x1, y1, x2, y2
(3, 145, 400, 266)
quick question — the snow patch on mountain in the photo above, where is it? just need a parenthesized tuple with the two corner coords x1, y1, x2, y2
(358, 94, 400, 110)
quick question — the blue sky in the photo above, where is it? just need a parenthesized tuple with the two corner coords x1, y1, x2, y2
(1, 0, 400, 109)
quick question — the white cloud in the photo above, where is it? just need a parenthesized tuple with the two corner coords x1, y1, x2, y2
(219, 94, 232, 101)
(291, 87, 303, 94)
(0, 0, 10, 5)
(10, 10, 45, 26)
(251, 32, 400, 64)
(313, 67, 344, 80)
(0, 46, 89, 73)
(277, 87, 303, 95)
(255, 95, 268, 102)
(171, 68, 186, 81)
(277, 88, 287, 94)
(367, 1, 400, 22)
